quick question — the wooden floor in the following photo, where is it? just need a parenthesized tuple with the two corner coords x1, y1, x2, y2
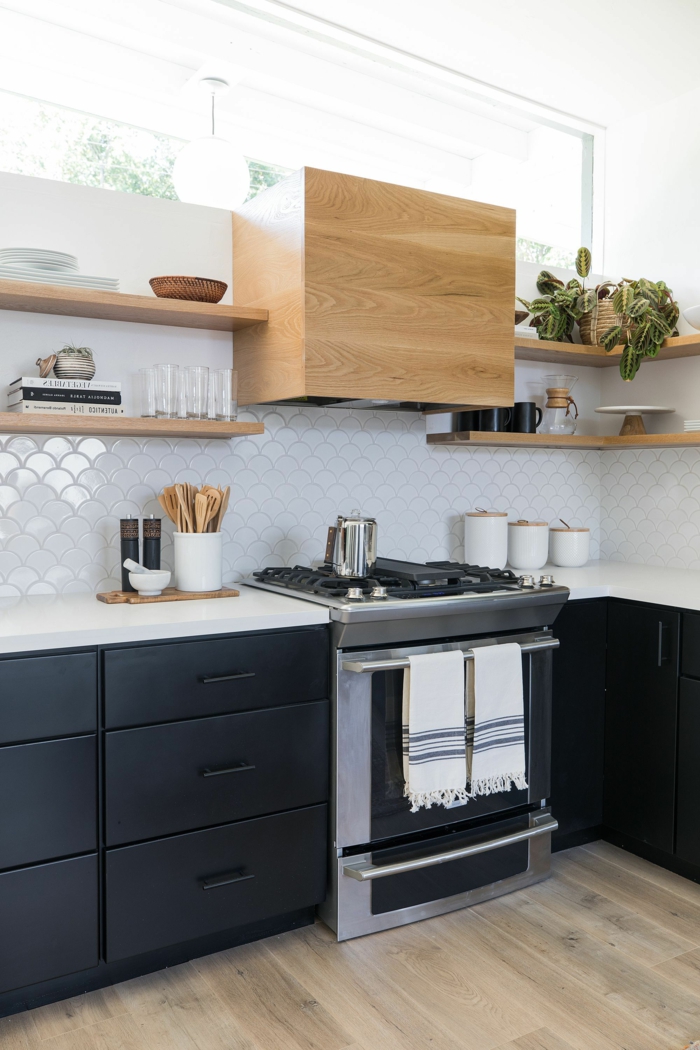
(4, 841, 700, 1050)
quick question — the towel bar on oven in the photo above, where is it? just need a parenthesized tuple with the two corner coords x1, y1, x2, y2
(341, 637, 559, 674)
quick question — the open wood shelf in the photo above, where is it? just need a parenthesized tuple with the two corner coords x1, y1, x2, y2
(514, 332, 700, 368)
(0, 415, 265, 439)
(428, 431, 700, 451)
(0, 279, 268, 332)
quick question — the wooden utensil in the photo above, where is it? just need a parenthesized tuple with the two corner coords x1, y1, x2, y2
(195, 492, 208, 533)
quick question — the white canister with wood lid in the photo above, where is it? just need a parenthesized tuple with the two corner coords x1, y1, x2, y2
(507, 520, 549, 570)
(464, 510, 508, 568)
(549, 524, 590, 567)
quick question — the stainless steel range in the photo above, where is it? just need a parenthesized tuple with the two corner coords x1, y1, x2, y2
(247, 557, 568, 940)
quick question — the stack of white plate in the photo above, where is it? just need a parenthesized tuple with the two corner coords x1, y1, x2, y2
(684, 420, 700, 432)
(0, 248, 119, 291)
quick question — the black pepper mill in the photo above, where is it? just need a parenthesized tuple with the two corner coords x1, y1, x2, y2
(142, 515, 161, 570)
(120, 516, 139, 592)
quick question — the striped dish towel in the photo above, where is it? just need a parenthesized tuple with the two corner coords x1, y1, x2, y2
(466, 642, 528, 796)
(402, 649, 469, 812)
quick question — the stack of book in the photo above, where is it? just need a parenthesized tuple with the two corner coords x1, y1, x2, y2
(7, 377, 124, 416)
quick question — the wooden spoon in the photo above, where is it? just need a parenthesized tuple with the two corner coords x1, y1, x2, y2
(214, 486, 230, 532)
(195, 492, 208, 533)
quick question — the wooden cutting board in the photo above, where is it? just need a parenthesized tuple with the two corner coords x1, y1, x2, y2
(97, 587, 240, 605)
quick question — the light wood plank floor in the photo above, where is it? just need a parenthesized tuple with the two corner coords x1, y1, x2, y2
(3, 842, 700, 1050)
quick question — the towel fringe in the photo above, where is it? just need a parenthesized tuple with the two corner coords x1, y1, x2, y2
(404, 785, 471, 814)
(469, 771, 528, 797)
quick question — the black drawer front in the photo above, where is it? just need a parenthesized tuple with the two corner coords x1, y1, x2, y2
(683, 612, 700, 678)
(676, 677, 700, 865)
(104, 629, 329, 728)
(371, 816, 530, 915)
(0, 854, 98, 993)
(0, 652, 96, 744)
(105, 701, 330, 845)
(105, 804, 327, 961)
(0, 736, 97, 870)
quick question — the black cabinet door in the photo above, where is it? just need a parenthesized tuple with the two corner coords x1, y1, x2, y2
(0, 652, 96, 745)
(105, 701, 329, 845)
(0, 736, 97, 870)
(676, 677, 700, 865)
(550, 599, 607, 843)
(104, 628, 329, 728)
(105, 804, 327, 961)
(0, 854, 98, 993)
(604, 601, 679, 852)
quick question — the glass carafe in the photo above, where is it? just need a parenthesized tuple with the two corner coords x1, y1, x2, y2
(538, 374, 579, 435)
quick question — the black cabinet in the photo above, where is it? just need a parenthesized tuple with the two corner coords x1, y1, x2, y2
(604, 601, 679, 853)
(0, 854, 98, 994)
(105, 804, 327, 960)
(550, 599, 607, 847)
(0, 652, 96, 745)
(676, 677, 700, 866)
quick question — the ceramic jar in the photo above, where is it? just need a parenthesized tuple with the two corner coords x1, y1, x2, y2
(549, 526, 590, 567)
(464, 511, 508, 568)
(507, 520, 549, 570)
(173, 532, 223, 591)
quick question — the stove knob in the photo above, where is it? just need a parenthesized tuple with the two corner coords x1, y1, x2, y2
(370, 585, 388, 599)
(539, 574, 555, 587)
(346, 587, 364, 600)
(519, 574, 536, 589)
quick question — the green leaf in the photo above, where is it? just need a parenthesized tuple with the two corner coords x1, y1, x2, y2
(529, 298, 553, 312)
(516, 297, 531, 311)
(600, 325, 622, 352)
(627, 297, 650, 319)
(612, 285, 635, 315)
(648, 312, 672, 336)
(576, 247, 592, 278)
(619, 346, 640, 381)
(537, 271, 565, 295)
(577, 289, 598, 313)
(565, 278, 583, 292)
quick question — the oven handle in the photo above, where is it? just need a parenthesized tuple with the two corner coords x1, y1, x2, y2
(341, 637, 559, 674)
(342, 813, 558, 881)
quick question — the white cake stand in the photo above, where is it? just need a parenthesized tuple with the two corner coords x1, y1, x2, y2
(595, 405, 674, 436)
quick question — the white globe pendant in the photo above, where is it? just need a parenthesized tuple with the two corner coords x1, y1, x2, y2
(173, 135, 250, 210)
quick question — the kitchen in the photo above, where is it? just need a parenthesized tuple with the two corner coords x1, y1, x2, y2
(2, 3, 700, 1049)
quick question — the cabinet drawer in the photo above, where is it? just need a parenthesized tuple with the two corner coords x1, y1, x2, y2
(683, 613, 700, 678)
(676, 677, 700, 865)
(105, 701, 329, 845)
(106, 804, 327, 961)
(0, 854, 98, 993)
(104, 629, 328, 728)
(0, 736, 97, 870)
(0, 652, 96, 744)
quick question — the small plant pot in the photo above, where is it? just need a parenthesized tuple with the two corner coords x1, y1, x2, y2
(579, 300, 632, 347)
(173, 532, 223, 592)
(53, 350, 96, 381)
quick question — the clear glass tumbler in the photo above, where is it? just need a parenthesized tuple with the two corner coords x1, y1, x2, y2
(138, 367, 156, 418)
(155, 363, 179, 419)
(185, 365, 209, 420)
(213, 369, 238, 421)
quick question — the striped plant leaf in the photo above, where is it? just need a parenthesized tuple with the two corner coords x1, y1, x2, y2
(612, 285, 635, 315)
(536, 271, 564, 295)
(627, 297, 650, 319)
(619, 346, 640, 381)
(648, 312, 672, 336)
(577, 289, 598, 313)
(575, 247, 592, 278)
(566, 278, 583, 292)
(600, 325, 622, 352)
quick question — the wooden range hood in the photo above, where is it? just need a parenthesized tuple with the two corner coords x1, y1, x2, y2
(232, 167, 515, 408)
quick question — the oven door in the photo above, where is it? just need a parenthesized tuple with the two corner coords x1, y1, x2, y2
(332, 631, 556, 850)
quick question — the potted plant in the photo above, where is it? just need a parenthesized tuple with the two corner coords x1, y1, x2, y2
(517, 248, 598, 343)
(598, 279, 680, 380)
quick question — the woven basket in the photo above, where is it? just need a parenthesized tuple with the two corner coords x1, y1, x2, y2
(579, 299, 632, 346)
(149, 276, 228, 304)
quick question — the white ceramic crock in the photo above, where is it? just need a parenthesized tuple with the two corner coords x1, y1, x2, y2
(507, 520, 549, 570)
(173, 532, 223, 592)
(464, 511, 508, 568)
(549, 526, 590, 567)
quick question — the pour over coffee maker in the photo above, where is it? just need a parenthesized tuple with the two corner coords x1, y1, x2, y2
(538, 374, 579, 435)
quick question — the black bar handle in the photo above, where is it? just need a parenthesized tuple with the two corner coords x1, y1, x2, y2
(201, 870, 254, 891)
(200, 671, 256, 684)
(201, 762, 256, 777)
(658, 622, 669, 666)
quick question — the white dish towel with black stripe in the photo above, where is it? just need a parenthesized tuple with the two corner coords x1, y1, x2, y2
(466, 642, 528, 796)
(402, 649, 469, 812)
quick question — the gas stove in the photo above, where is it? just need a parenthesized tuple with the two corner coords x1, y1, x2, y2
(245, 557, 570, 646)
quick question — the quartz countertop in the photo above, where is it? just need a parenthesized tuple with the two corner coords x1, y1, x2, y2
(547, 560, 700, 611)
(0, 586, 329, 654)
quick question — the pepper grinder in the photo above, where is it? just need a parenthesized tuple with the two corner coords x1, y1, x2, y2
(142, 515, 161, 570)
(120, 516, 139, 592)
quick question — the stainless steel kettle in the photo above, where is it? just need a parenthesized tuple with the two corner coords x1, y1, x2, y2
(325, 511, 378, 578)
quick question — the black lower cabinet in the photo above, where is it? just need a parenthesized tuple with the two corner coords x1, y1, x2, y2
(106, 804, 327, 961)
(604, 601, 679, 853)
(0, 855, 98, 993)
(550, 599, 607, 848)
(676, 677, 700, 866)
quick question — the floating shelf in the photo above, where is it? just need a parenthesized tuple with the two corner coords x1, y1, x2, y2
(0, 415, 265, 440)
(428, 431, 700, 451)
(0, 279, 268, 332)
(514, 332, 700, 368)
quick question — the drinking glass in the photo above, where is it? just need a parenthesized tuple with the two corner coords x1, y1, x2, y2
(185, 365, 209, 420)
(155, 363, 179, 419)
(213, 369, 238, 421)
(138, 367, 156, 418)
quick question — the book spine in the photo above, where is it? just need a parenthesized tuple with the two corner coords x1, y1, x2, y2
(8, 377, 122, 391)
(9, 388, 122, 405)
(8, 402, 125, 415)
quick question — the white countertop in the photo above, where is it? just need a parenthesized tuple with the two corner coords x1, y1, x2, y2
(0, 585, 328, 654)
(549, 560, 700, 611)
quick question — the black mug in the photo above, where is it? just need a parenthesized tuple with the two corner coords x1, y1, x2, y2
(457, 410, 480, 432)
(512, 402, 543, 434)
(478, 407, 511, 432)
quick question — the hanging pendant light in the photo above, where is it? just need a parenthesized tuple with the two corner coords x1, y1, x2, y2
(173, 77, 250, 210)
